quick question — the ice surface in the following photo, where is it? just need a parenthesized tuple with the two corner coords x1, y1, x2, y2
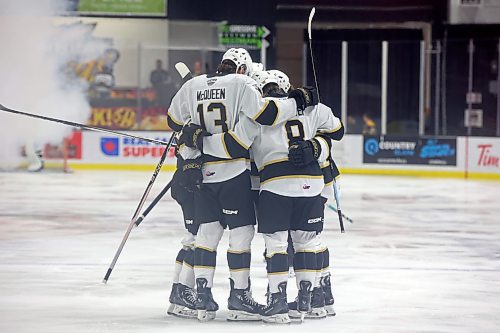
(0, 171, 499, 333)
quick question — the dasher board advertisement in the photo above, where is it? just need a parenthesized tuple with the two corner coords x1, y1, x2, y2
(363, 136, 457, 166)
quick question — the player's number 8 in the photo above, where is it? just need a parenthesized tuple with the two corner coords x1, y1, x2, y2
(197, 103, 229, 132)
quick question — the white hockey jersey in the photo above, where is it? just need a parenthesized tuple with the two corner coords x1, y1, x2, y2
(203, 102, 342, 197)
(167, 73, 301, 183)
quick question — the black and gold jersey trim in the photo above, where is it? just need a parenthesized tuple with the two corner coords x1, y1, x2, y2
(221, 131, 250, 159)
(260, 160, 322, 184)
(167, 113, 183, 132)
(253, 99, 279, 126)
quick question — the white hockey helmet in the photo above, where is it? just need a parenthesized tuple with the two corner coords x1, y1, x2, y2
(251, 70, 278, 91)
(222, 48, 253, 76)
(268, 69, 291, 93)
(252, 62, 264, 73)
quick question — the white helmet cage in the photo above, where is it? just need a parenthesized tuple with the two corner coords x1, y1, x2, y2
(251, 70, 278, 91)
(222, 48, 253, 76)
(268, 69, 291, 93)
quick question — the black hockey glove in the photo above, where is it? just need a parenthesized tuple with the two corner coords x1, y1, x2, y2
(288, 139, 322, 168)
(179, 156, 204, 192)
(289, 86, 319, 113)
(179, 124, 211, 151)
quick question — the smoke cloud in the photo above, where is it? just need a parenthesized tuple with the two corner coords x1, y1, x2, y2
(0, 0, 109, 169)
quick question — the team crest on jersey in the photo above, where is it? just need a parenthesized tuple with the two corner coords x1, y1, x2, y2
(302, 184, 311, 190)
(207, 78, 217, 86)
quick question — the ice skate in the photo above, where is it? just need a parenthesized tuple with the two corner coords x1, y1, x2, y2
(169, 283, 197, 318)
(195, 278, 218, 321)
(260, 282, 290, 324)
(321, 274, 336, 316)
(166, 283, 178, 315)
(227, 278, 262, 321)
(288, 287, 326, 319)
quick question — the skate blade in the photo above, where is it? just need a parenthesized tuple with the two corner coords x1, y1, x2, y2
(305, 308, 327, 319)
(261, 313, 291, 324)
(288, 309, 302, 319)
(197, 309, 216, 321)
(166, 303, 175, 315)
(169, 305, 197, 319)
(290, 309, 326, 320)
(325, 305, 336, 316)
(227, 310, 261, 321)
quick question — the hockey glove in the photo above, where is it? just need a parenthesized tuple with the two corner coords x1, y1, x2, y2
(179, 124, 211, 151)
(289, 86, 319, 113)
(179, 156, 204, 192)
(288, 139, 322, 168)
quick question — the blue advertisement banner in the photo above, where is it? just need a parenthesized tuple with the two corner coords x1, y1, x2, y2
(363, 136, 457, 166)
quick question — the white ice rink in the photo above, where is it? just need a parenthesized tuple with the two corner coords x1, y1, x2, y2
(0, 170, 499, 333)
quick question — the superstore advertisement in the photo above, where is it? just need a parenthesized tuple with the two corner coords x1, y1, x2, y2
(82, 131, 176, 164)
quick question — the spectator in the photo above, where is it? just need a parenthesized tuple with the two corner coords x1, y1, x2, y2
(150, 59, 173, 106)
(193, 61, 203, 76)
(362, 112, 377, 135)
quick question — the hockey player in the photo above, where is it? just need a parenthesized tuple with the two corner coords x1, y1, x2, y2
(166, 153, 199, 318)
(270, 69, 342, 319)
(168, 48, 318, 321)
(182, 74, 340, 324)
(287, 136, 341, 319)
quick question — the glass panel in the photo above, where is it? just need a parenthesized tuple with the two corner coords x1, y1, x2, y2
(305, 40, 342, 121)
(386, 40, 420, 135)
(471, 38, 498, 136)
(346, 40, 382, 135)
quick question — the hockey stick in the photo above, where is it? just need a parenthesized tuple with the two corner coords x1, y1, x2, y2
(308, 7, 320, 102)
(131, 64, 193, 228)
(326, 204, 353, 224)
(0, 104, 169, 146)
(332, 180, 345, 233)
(134, 178, 172, 227)
(0, 62, 193, 144)
(133, 64, 193, 227)
(103, 132, 176, 283)
(103, 62, 192, 283)
(308, 7, 344, 232)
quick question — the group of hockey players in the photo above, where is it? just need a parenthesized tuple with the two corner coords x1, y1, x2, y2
(165, 47, 344, 324)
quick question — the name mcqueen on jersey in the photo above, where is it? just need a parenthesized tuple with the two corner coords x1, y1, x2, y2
(196, 88, 226, 101)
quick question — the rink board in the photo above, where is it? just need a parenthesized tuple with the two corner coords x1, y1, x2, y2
(51, 131, 500, 179)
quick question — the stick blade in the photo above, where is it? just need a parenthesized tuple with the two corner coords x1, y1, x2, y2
(308, 7, 316, 40)
(174, 62, 193, 80)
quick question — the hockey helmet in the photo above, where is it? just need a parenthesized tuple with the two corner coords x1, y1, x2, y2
(268, 69, 291, 93)
(252, 62, 264, 73)
(222, 48, 253, 76)
(251, 70, 278, 91)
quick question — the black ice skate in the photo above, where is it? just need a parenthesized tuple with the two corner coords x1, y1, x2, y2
(227, 278, 262, 321)
(288, 287, 326, 319)
(166, 283, 178, 315)
(321, 274, 336, 316)
(195, 278, 219, 321)
(168, 283, 197, 319)
(259, 281, 290, 324)
(296, 280, 312, 321)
